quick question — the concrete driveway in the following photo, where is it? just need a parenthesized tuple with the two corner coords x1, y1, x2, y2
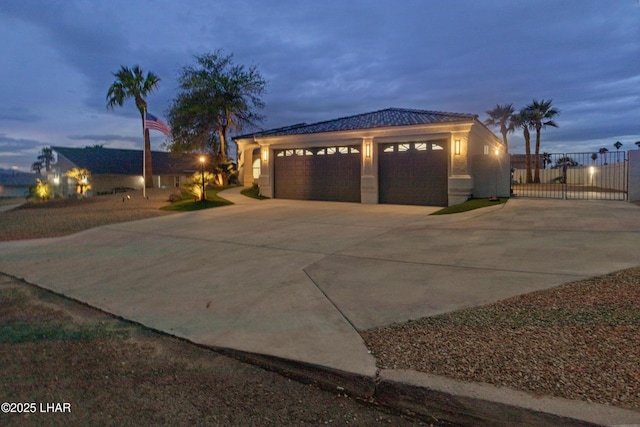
(1, 187, 640, 379)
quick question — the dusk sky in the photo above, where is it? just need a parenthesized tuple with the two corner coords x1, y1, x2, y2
(1, 0, 638, 172)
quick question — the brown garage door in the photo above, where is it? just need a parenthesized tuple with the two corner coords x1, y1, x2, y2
(379, 140, 448, 206)
(274, 145, 361, 202)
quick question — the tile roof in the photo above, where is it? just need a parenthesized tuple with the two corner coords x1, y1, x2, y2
(52, 147, 198, 175)
(235, 108, 477, 139)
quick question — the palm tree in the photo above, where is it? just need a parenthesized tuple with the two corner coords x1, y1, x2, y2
(484, 103, 515, 153)
(37, 147, 55, 172)
(635, 141, 640, 149)
(512, 109, 534, 183)
(525, 99, 559, 183)
(599, 147, 609, 166)
(106, 65, 160, 189)
(614, 141, 622, 151)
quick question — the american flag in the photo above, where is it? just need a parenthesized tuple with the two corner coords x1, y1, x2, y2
(145, 113, 171, 136)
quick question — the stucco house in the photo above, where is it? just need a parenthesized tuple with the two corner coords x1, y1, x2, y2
(51, 146, 197, 196)
(234, 108, 509, 206)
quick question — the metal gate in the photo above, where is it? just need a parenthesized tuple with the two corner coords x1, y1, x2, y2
(511, 152, 628, 200)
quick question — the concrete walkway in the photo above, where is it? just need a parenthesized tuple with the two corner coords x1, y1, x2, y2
(2, 187, 640, 425)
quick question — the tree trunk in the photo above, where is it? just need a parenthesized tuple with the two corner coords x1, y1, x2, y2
(218, 125, 227, 160)
(524, 128, 533, 184)
(501, 131, 509, 154)
(533, 127, 541, 183)
(144, 128, 154, 189)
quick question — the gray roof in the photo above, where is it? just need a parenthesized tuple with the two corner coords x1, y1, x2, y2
(235, 108, 477, 139)
(0, 170, 37, 187)
(52, 147, 198, 175)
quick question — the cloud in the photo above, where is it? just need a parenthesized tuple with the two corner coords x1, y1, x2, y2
(68, 134, 141, 144)
(0, 108, 42, 122)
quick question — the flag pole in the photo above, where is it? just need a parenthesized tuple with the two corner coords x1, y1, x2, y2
(142, 106, 146, 199)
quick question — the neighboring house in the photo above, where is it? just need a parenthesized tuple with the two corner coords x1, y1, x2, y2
(51, 146, 197, 197)
(0, 169, 37, 198)
(234, 108, 508, 206)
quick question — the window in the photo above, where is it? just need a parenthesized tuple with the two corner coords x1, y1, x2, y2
(252, 158, 261, 179)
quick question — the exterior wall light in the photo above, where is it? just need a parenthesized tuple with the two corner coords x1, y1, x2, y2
(262, 148, 268, 162)
(365, 142, 371, 158)
(454, 139, 461, 155)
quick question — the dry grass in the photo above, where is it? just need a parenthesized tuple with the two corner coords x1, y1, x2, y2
(0, 279, 426, 426)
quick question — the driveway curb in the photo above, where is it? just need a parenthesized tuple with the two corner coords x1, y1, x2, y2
(208, 345, 640, 426)
(232, 348, 640, 426)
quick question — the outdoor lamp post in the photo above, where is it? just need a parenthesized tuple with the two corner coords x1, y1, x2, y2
(199, 156, 205, 201)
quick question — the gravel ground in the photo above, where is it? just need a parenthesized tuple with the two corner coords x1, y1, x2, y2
(362, 268, 640, 412)
(0, 189, 178, 241)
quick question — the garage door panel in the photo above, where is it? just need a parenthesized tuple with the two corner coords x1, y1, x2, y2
(379, 141, 448, 206)
(274, 146, 361, 203)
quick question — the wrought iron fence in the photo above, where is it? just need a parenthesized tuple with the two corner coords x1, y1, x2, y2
(510, 152, 627, 200)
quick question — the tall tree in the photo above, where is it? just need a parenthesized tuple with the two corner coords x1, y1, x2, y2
(106, 65, 160, 189)
(168, 50, 266, 161)
(512, 109, 534, 183)
(525, 99, 560, 183)
(484, 103, 515, 153)
(37, 147, 55, 172)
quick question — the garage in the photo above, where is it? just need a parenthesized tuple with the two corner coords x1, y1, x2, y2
(378, 140, 448, 206)
(235, 108, 505, 205)
(274, 145, 361, 202)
